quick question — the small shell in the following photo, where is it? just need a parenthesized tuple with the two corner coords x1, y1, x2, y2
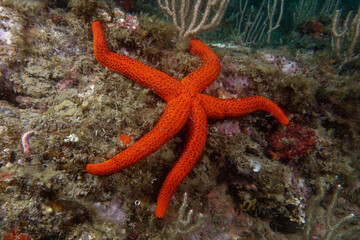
(249, 159, 261, 172)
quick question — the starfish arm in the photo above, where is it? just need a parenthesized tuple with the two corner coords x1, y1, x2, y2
(180, 38, 221, 93)
(86, 93, 192, 175)
(155, 99, 208, 219)
(92, 21, 183, 102)
(198, 94, 289, 125)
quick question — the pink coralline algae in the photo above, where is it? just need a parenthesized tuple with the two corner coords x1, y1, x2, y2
(220, 61, 250, 96)
(94, 197, 127, 225)
(280, 60, 298, 74)
(263, 53, 277, 62)
(223, 74, 249, 94)
(263, 53, 299, 74)
(216, 120, 241, 136)
(207, 185, 253, 237)
(113, 8, 139, 30)
(266, 124, 317, 161)
(56, 78, 77, 92)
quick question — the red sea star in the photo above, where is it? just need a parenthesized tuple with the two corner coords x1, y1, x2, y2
(86, 21, 290, 219)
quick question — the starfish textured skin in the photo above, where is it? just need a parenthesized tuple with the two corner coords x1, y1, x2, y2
(86, 21, 290, 219)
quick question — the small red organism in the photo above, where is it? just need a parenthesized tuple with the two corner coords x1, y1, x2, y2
(309, 20, 324, 36)
(3, 230, 31, 240)
(267, 124, 317, 161)
(299, 19, 328, 38)
(118, 134, 131, 146)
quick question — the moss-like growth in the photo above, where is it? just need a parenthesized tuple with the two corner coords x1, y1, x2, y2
(137, 14, 176, 54)
(109, 13, 176, 62)
(68, 0, 111, 21)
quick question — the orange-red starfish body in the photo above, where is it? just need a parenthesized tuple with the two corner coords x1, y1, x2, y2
(86, 21, 289, 219)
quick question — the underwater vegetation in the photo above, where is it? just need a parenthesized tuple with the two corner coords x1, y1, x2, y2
(0, 0, 360, 239)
